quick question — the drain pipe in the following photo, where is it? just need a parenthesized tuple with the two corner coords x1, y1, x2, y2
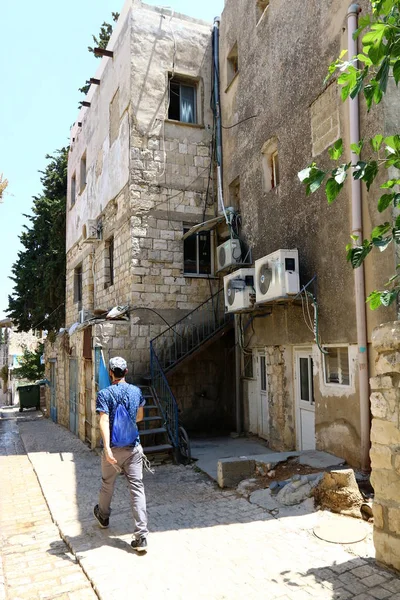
(348, 3, 370, 472)
(213, 16, 242, 433)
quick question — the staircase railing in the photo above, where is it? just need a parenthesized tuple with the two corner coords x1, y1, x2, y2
(150, 346, 179, 447)
(150, 288, 232, 372)
(149, 288, 232, 450)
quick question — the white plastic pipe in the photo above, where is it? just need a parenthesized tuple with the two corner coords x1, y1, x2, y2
(348, 3, 370, 472)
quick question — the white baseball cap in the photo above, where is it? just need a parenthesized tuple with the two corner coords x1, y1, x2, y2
(109, 357, 127, 371)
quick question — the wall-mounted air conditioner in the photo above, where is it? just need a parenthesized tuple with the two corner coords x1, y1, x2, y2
(255, 249, 300, 304)
(83, 220, 101, 243)
(217, 238, 242, 272)
(224, 268, 255, 313)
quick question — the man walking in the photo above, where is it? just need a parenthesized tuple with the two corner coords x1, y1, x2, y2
(93, 356, 149, 552)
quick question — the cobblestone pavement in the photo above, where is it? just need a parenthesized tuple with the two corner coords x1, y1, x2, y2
(2, 412, 400, 600)
(0, 411, 97, 600)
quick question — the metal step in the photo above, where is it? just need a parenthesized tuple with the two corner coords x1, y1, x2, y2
(142, 443, 173, 454)
(139, 427, 166, 436)
(142, 416, 162, 422)
(144, 405, 158, 410)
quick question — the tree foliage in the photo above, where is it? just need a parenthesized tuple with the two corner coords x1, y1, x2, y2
(7, 149, 68, 332)
(298, 0, 400, 310)
(13, 344, 45, 382)
(79, 12, 120, 103)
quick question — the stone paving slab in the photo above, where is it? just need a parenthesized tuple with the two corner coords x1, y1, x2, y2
(17, 417, 400, 600)
(0, 415, 97, 600)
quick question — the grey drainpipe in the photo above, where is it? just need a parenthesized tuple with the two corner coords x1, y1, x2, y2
(348, 3, 370, 472)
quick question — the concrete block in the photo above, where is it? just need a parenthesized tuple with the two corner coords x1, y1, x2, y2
(217, 457, 255, 488)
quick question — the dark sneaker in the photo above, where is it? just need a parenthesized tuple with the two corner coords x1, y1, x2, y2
(93, 504, 109, 529)
(131, 536, 148, 552)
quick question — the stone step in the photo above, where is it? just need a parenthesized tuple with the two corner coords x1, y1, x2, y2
(142, 443, 173, 454)
(139, 427, 166, 436)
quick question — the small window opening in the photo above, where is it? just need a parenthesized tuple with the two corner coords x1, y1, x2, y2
(229, 177, 241, 210)
(168, 77, 197, 124)
(71, 173, 76, 207)
(243, 351, 254, 379)
(80, 152, 87, 192)
(183, 227, 212, 276)
(105, 237, 114, 288)
(324, 347, 350, 386)
(261, 138, 280, 192)
(227, 43, 239, 86)
(74, 265, 83, 307)
(256, 0, 270, 23)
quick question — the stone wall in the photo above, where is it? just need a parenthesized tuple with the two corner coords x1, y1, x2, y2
(370, 321, 400, 571)
(44, 333, 69, 430)
(167, 330, 236, 433)
(266, 346, 295, 451)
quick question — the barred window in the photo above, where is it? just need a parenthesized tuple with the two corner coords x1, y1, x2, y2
(324, 347, 350, 386)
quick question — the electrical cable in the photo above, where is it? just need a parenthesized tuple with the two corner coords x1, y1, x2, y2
(221, 114, 258, 129)
(31, 303, 65, 331)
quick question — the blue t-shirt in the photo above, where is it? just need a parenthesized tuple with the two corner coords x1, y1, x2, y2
(96, 382, 146, 448)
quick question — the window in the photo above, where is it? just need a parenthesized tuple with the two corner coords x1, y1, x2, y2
(256, 0, 270, 23)
(324, 347, 350, 386)
(105, 237, 114, 288)
(71, 173, 76, 207)
(227, 43, 239, 87)
(260, 355, 267, 391)
(183, 228, 212, 276)
(229, 177, 240, 210)
(74, 265, 83, 306)
(80, 152, 87, 192)
(243, 351, 254, 379)
(168, 77, 197, 124)
(261, 138, 280, 192)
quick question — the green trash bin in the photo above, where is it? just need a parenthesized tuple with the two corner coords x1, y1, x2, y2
(18, 384, 40, 412)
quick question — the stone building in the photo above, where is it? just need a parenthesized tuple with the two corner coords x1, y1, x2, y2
(218, 0, 399, 469)
(45, 0, 235, 449)
(46, 0, 399, 470)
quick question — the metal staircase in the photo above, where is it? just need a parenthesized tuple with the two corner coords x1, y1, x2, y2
(147, 289, 233, 461)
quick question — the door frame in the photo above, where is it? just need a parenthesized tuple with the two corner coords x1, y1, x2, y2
(255, 349, 269, 440)
(49, 359, 57, 423)
(294, 346, 315, 451)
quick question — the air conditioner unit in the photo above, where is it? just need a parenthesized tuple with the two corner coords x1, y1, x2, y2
(217, 238, 242, 272)
(224, 268, 255, 313)
(83, 220, 101, 243)
(255, 249, 300, 304)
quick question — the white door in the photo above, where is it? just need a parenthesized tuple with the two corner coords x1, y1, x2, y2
(295, 349, 315, 450)
(256, 351, 269, 439)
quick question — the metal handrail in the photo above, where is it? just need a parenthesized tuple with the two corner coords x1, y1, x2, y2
(150, 344, 179, 447)
(150, 289, 232, 372)
(151, 288, 225, 343)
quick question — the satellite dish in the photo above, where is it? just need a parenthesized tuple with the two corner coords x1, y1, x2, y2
(259, 264, 272, 295)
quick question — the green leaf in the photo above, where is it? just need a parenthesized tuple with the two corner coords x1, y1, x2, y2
(372, 236, 393, 251)
(347, 243, 372, 268)
(385, 135, 400, 154)
(376, 56, 390, 93)
(393, 227, 400, 243)
(308, 170, 326, 194)
(380, 179, 400, 189)
(357, 53, 373, 66)
(353, 161, 367, 180)
(370, 134, 384, 152)
(393, 59, 400, 85)
(353, 14, 371, 39)
(298, 166, 312, 183)
(364, 84, 375, 110)
(351, 141, 364, 155)
(363, 161, 379, 191)
(366, 290, 382, 310)
(328, 139, 343, 160)
(380, 289, 399, 307)
(378, 192, 395, 212)
(325, 178, 343, 204)
(371, 222, 391, 238)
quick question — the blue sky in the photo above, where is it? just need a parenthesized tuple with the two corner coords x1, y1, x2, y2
(0, 0, 223, 320)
